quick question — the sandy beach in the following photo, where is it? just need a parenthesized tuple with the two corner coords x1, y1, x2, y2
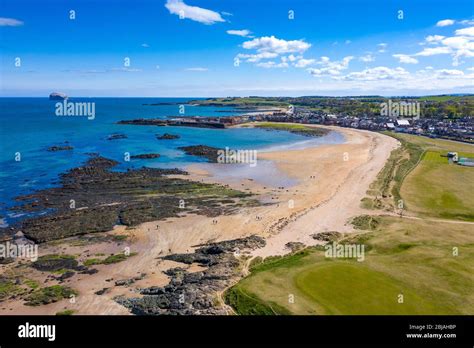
(0, 125, 399, 315)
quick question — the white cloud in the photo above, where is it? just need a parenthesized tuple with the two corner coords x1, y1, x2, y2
(435, 69, 464, 77)
(308, 56, 353, 76)
(425, 35, 445, 43)
(436, 19, 455, 27)
(237, 36, 312, 69)
(393, 54, 418, 64)
(242, 36, 311, 55)
(165, 0, 225, 25)
(230, 65, 473, 94)
(336, 66, 410, 81)
(459, 19, 474, 26)
(377, 43, 387, 53)
(442, 36, 472, 49)
(287, 54, 298, 62)
(455, 26, 474, 37)
(415, 46, 452, 56)
(0, 17, 23, 26)
(227, 29, 252, 37)
(294, 58, 316, 68)
(141, 43, 150, 48)
(236, 52, 278, 63)
(416, 25, 474, 66)
(359, 54, 375, 62)
(185, 67, 208, 71)
(256, 61, 289, 68)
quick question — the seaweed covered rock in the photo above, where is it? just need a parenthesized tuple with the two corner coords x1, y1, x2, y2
(157, 133, 180, 140)
(117, 235, 266, 315)
(8, 155, 253, 243)
(130, 153, 160, 159)
(31, 254, 79, 272)
(178, 145, 223, 163)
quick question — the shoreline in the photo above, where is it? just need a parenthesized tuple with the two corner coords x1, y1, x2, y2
(185, 125, 400, 257)
(0, 124, 399, 315)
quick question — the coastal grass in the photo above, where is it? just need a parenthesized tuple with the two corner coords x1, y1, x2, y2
(23, 278, 40, 290)
(0, 279, 23, 301)
(368, 133, 424, 206)
(190, 97, 289, 107)
(56, 309, 75, 315)
(351, 215, 380, 231)
(227, 131, 473, 315)
(387, 133, 474, 221)
(25, 285, 78, 306)
(224, 286, 291, 315)
(0, 275, 45, 302)
(365, 132, 474, 218)
(83, 252, 137, 266)
(253, 122, 329, 136)
(226, 216, 474, 315)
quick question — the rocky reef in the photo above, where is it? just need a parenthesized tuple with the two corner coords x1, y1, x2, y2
(178, 145, 223, 163)
(3, 155, 254, 243)
(130, 153, 160, 159)
(156, 133, 180, 140)
(311, 231, 342, 242)
(116, 235, 265, 315)
(117, 119, 167, 126)
(107, 133, 128, 140)
(47, 145, 73, 152)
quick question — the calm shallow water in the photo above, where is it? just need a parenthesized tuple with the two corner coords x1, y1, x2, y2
(196, 160, 299, 188)
(0, 97, 344, 225)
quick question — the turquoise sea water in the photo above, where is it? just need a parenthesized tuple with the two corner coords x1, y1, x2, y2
(0, 97, 344, 226)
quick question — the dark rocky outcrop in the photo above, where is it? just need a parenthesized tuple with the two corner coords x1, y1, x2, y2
(156, 133, 180, 140)
(47, 145, 73, 152)
(130, 154, 160, 159)
(285, 242, 306, 252)
(8, 155, 253, 242)
(31, 255, 79, 272)
(49, 92, 68, 100)
(95, 287, 110, 295)
(311, 231, 342, 242)
(114, 273, 146, 286)
(116, 236, 265, 315)
(178, 145, 223, 163)
(56, 271, 75, 281)
(107, 133, 128, 140)
(117, 119, 167, 126)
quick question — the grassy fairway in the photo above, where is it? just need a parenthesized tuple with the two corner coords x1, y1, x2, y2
(226, 216, 473, 315)
(365, 132, 474, 219)
(401, 148, 474, 221)
(226, 132, 474, 315)
(295, 263, 447, 315)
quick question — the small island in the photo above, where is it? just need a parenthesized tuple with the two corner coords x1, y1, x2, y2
(49, 92, 68, 100)
(130, 153, 161, 159)
(157, 133, 180, 140)
(47, 145, 74, 152)
(178, 145, 223, 163)
(107, 133, 128, 140)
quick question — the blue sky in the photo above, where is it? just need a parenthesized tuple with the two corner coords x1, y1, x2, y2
(1, 0, 473, 96)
